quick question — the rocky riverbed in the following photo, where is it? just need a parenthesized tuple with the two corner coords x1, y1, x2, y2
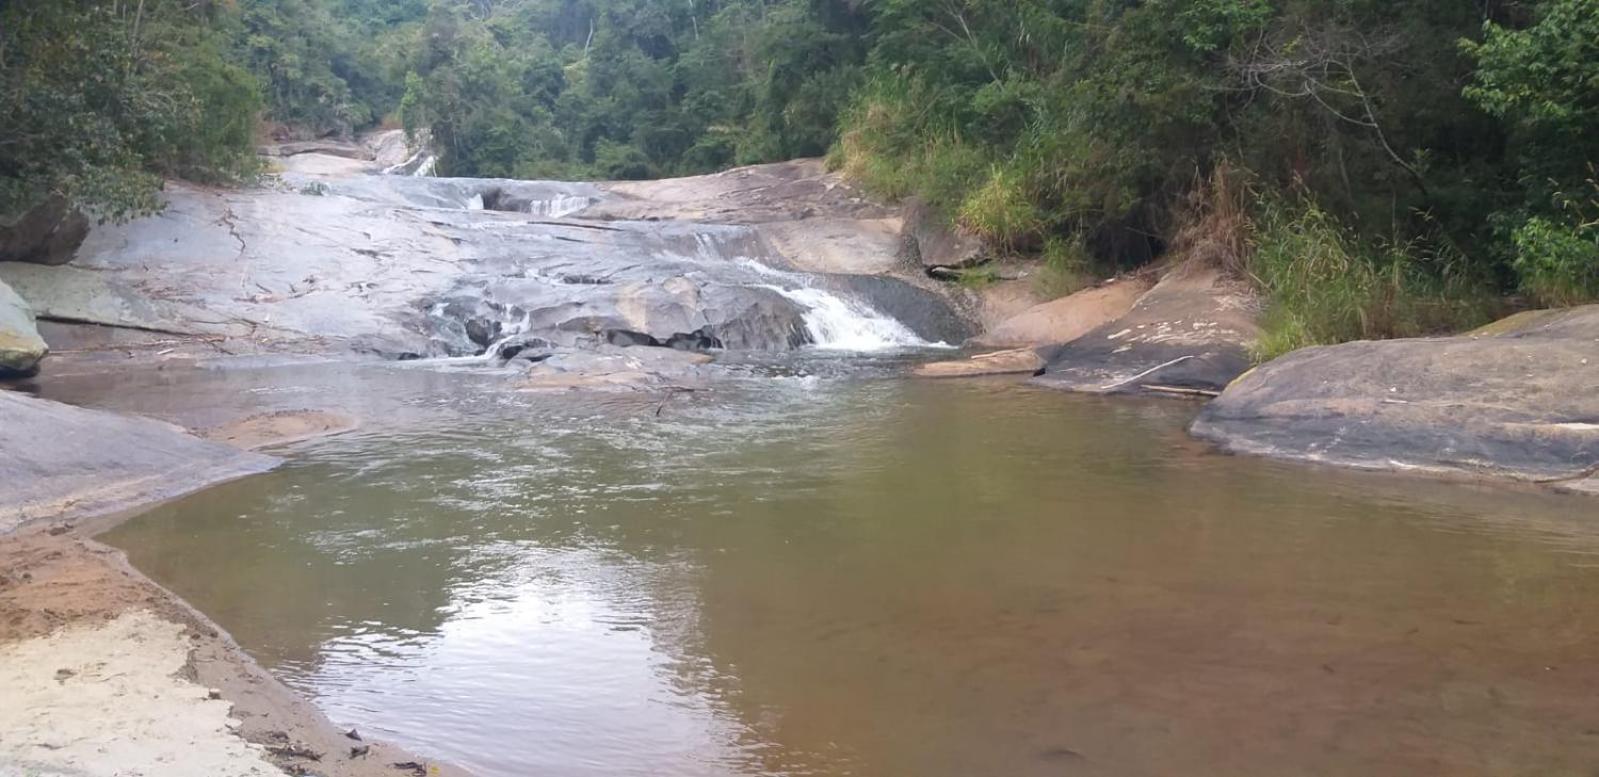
(2, 135, 1597, 777)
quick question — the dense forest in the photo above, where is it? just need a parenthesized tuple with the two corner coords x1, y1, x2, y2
(2, 0, 1596, 354)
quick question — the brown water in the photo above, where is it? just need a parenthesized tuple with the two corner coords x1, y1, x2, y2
(104, 369, 1599, 776)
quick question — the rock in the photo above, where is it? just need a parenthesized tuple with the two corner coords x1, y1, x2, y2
(0, 278, 47, 376)
(581, 159, 893, 224)
(972, 278, 1153, 348)
(898, 198, 986, 270)
(754, 218, 904, 275)
(825, 275, 976, 345)
(258, 140, 374, 161)
(0, 390, 278, 531)
(2, 163, 967, 363)
(0, 196, 90, 266)
(1032, 263, 1258, 395)
(1191, 305, 1599, 494)
(913, 348, 1044, 378)
(519, 346, 715, 392)
(201, 410, 357, 451)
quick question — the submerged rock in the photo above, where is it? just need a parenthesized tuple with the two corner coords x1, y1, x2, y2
(0, 278, 47, 376)
(0, 390, 278, 531)
(1032, 263, 1258, 395)
(1191, 305, 1599, 494)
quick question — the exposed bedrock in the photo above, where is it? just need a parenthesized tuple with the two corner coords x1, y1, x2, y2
(1191, 306, 1599, 494)
(0, 390, 278, 531)
(0, 160, 972, 367)
(1031, 263, 1260, 395)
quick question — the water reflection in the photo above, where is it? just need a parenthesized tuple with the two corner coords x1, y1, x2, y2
(106, 374, 1599, 776)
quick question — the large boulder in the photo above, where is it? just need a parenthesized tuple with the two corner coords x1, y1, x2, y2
(0, 278, 47, 376)
(972, 277, 1152, 348)
(0, 390, 278, 531)
(0, 196, 89, 266)
(1191, 306, 1599, 494)
(897, 198, 986, 271)
(1031, 263, 1259, 395)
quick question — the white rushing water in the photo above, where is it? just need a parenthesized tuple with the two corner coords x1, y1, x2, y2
(764, 285, 935, 351)
(526, 194, 597, 218)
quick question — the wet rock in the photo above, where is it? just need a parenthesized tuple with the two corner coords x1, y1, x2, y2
(1191, 305, 1599, 494)
(826, 275, 975, 345)
(971, 278, 1152, 348)
(520, 346, 716, 392)
(913, 348, 1044, 378)
(3, 162, 966, 363)
(1, 196, 89, 266)
(0, 390, 278, 531)
(0, 278, 47, 376)
(898, 198, 986, 271)
(1032, 263, 1258, 395)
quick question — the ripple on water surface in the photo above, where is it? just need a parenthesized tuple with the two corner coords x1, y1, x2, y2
(105, 369, 1599, 777)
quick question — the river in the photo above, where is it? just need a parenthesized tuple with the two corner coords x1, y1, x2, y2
(84, 354, 1599, 777)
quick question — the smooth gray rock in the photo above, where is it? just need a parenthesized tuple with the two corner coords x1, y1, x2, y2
(0, 278, 47, 375)
(898, 198, 986, 270)
(1033, 264, 1259, 395)
(0, 389, 278, 532)
(1190, 306, 1599, 494)
(2, 165, 967, 362)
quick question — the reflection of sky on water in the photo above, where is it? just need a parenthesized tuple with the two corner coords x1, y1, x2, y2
(106, 365, 1599, 777)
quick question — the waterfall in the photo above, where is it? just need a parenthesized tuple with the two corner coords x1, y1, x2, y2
(525, 195, 596, 218)
(764, 285, 934, 352)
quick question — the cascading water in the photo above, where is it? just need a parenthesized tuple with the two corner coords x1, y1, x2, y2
(763, 285, 937, 352)
(525, 195, 597, 218)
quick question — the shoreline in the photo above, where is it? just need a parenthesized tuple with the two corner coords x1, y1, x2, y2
(0, 418, 470, 777)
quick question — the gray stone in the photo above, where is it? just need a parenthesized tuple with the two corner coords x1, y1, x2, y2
(898, 198, 987, 270)
(0, 278, 47, 375)
(0, 389, 278, 532)
(1, 163, 968, 363)
(1032, 263, 1259, 395)
(1191, 306, 1599, 494)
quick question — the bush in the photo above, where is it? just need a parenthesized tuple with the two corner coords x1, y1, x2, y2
(1512, 216, 1599, 306)
(1247, 197, 1494, 360)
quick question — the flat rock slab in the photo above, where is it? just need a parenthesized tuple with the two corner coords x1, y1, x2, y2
(0, 390, 278, 531)
(913, 348, 1044, 378)
(1191, 305, 1599, 493)
(1032, 263, 1258, 395)
(972, 277, 1152, 348)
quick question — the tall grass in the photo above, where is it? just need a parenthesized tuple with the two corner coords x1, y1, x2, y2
(1246, 197, 1497, 360)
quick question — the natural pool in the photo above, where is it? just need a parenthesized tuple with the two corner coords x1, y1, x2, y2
(103, 365, 1599, 777)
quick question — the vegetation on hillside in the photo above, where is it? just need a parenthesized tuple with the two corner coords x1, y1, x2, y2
(2, 0, 1595, 354)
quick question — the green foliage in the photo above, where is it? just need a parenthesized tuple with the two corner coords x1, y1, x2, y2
(394, 0, 871, 180)
(1465, 0, 1599, 305)
(0, 1, 261, 222)
(1247, 197, 1493, 360)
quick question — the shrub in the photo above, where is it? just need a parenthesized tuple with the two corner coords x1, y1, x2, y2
(1247, 196, 1494, 360)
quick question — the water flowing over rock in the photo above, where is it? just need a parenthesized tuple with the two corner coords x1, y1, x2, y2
(0, 160, 968, 369)
(0, 278, 47, 375)
(1191, 306, 1599, 494)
